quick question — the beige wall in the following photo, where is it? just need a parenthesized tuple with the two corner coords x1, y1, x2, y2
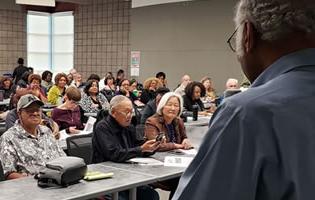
(74, 0, 131, 81)
(0, 4, 27, 75)
(0, 0, 131, 81)
(130, 0, 243, 93)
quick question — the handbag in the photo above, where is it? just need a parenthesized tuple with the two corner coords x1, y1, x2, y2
(36, 156, 87, 188)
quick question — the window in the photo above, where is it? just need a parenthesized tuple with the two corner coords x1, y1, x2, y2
(27, 11, 73, 73)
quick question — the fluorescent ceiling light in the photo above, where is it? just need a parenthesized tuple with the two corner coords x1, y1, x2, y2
(16, 0, 55, 7)
(132, 0, 192, 8)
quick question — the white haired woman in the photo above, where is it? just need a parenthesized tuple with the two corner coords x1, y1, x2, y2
(144, 92, 192, 151)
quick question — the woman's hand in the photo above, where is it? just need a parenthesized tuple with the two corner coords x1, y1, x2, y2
(69, 126, 80, 134)
(182, 139, 193, 149)
(174, 143, 185, 149)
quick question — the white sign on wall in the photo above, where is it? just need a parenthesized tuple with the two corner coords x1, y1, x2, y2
(130, 51, 140, 76)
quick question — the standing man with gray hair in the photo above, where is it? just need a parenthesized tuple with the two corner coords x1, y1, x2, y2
(92, 95, 160, 200)
(173, 0, 315, 199)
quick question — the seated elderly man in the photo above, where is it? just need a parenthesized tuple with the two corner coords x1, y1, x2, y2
(174, 74, 191, 96)
(5, 95, 59, 139)
(92, 95, 160, 200)
(0, 94, 66, 180)
(225, 78, 239, 89)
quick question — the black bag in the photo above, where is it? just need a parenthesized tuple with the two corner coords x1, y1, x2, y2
(36, 156, 87, 188)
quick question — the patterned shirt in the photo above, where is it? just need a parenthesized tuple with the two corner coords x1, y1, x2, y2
(0, 122, 66, 177)
(79, 93, 110, 113)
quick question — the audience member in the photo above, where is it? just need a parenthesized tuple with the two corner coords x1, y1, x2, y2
(67, 73, 73, 86)
(145, 92, 192, 199)
(156, 71, 167, 88)
(41, 70, 53, 94)
(0, 94, 65, 180)
(14, 74, 48, 105)
(100, 75, 116, 102)
(174, 75, 191, 96)
(92, 95, 160, 200)
(140, 87, 170, 124)
(80, 80, 109, 113)
(225, 78, 239, 89)
(140, 77, 162, 104)
(200, 76, 217, 101)
(99, 72, 114, 90)
(72, 73, 85, 89)
(47, 73, 67, 106)
(0, 77, 14, 99)
(27, 67, 34, 74)
(12, 57, 28, 85)
(115, 69, 125, 87)
(16, 71, 31, 89)
(129, 79, 139, 97)
(87, 73, 101, 83)
(6, 94, 59, 139)
(69, 68, 77, 76)
(145, 92, 192, 151)
(182, 81, 205, 112)
(173, 0, 315, 199)
(117, 79, 138, 103)
(52, 86, 84, 134)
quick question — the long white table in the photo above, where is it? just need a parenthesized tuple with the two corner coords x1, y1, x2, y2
(0, 117, 210, 200)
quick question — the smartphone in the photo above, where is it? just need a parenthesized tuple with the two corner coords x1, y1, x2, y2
(155, 133, 165, 142)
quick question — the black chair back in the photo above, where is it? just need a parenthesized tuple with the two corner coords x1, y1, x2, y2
(66, 134, 92, 164)
(135, 124, 145, 141)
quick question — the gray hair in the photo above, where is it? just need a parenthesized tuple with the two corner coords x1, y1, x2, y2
(235, 0, 315, 41)
(109, 95, 132, 114)
(156, 92, 183, 117)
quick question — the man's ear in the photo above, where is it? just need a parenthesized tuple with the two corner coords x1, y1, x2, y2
(243, 21, 257, 53)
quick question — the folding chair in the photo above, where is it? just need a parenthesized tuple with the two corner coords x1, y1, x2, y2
(66, 133, 93, 164)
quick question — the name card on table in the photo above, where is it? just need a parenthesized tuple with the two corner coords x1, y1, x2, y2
(164, 156, 194, 167)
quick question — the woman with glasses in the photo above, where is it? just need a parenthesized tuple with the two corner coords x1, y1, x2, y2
(117, 78, 144, 108)
(80, 80, 110, 113)
(51, 86, 84, 134)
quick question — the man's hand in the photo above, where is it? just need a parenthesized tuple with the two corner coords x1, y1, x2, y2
(141, 140, 160, 152)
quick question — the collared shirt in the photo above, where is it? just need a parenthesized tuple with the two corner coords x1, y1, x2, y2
(0, 122, 66, 177)
(173, 48, 315, 200)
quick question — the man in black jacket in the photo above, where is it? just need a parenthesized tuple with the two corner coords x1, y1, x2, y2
(12, 58, 28, 85)
(92, 95, 160, 200)
(140, 87, 170, 124)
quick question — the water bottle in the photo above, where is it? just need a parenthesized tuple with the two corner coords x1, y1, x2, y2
(192, 104, 198, 121)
